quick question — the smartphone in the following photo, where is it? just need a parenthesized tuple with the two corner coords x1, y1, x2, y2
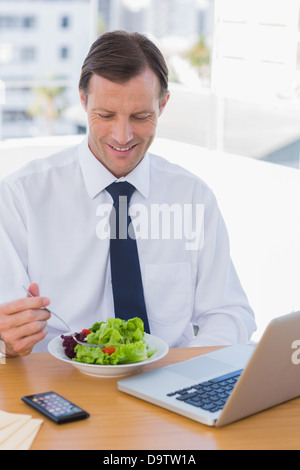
(21, 391, 89, 424)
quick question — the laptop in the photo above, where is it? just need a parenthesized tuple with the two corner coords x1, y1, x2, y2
(118, 311, 300, 427)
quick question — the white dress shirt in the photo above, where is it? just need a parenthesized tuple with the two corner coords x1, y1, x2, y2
(0, 136, 256, 352)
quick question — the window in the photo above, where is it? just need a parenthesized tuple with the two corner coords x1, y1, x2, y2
(3, 110, 31, 123)
(22, 16, 36, 29)
(59, 46, 70, 60)
(0, 15, 19, 29)
(0, 15, 36, 29)
(60, 15, 70, 29)
(19, 47, 36, 62)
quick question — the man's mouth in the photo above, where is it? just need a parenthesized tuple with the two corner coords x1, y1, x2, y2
(109, 144, 136, 153)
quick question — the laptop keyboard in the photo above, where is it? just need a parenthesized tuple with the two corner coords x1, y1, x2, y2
(167, 369, 243, 413)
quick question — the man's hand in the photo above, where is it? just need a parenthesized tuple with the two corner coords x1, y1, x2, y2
(0, 283, 50, 356)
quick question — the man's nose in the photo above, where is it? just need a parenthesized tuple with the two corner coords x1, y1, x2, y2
(111, 118, 134, 145)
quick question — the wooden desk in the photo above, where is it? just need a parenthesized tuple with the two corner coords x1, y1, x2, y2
(1, 346, 300, 450)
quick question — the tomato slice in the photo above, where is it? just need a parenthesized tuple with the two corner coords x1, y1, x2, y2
(81, 329, 91, 337)
(102, 347, 116, 355)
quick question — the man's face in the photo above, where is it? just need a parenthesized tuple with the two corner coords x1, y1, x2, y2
(79, 68, 169, 178)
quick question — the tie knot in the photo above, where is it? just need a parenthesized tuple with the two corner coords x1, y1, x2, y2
(106, 182, 135, 206)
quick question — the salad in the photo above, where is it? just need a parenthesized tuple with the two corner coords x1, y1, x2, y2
(61, 317, 156, 365)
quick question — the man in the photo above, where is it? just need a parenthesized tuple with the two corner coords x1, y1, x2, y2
(0, 31, 256, 357)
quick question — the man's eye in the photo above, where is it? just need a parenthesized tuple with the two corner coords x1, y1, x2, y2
(98, 114, 113, 119)
(133, 115, 150, 121)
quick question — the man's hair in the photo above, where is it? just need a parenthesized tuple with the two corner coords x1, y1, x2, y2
(79, 30, 169, 103)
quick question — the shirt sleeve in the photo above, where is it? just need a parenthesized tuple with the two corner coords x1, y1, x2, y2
(188, 189, 256, 346)
(0, 179, 30, 303)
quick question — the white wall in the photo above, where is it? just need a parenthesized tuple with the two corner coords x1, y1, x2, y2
(150, 138, 300, 342)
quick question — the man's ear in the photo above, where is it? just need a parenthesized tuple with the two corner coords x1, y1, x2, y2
(79, 89, 87, 111)
(159, 91, 170, 117)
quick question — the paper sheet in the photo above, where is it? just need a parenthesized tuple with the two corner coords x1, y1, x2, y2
(0, 410, 43, 450)
(0, 410, 31, 430)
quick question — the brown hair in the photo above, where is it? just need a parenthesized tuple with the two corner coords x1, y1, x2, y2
(79, 30, 169, 103)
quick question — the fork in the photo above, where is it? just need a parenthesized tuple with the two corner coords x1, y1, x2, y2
(22, 286, 102, 348)
(23, 285, 71, 332)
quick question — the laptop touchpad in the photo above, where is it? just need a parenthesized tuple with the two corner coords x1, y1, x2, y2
(167, 356, 234, 381)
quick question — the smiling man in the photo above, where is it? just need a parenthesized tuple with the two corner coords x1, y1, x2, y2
(0, 31, 256, 356)
(80, 69, 169, 178)
(78, 32, 170, 179)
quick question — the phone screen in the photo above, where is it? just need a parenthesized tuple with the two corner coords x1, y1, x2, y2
(22, 391, 89, 424)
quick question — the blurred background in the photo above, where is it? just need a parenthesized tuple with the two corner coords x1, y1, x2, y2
(0, 0, 300, 168)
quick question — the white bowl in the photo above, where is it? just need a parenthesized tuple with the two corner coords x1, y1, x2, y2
(48, 333, 169, 378)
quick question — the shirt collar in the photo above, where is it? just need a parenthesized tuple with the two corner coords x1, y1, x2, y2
(78, 135, 150, 200)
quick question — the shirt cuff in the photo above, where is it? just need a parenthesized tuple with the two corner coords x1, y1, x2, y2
(0, 334, 17, 358)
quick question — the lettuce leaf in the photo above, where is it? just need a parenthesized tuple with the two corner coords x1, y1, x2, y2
(72, 317, 156, 365)
(86, 317, 145, 347)
(73, 340, 149, 365)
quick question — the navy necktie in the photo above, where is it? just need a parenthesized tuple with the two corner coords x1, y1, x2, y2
(106, 182, 150, 334)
